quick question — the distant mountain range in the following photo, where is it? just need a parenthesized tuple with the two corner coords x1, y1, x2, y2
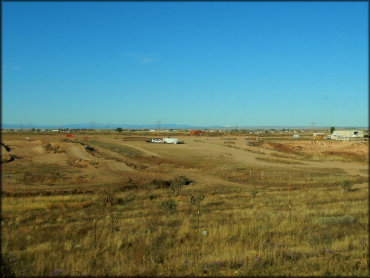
(2, 123, 367, 130)
(2, 123, 205, 129)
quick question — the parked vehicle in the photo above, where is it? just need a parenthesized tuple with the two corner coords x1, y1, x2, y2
(151, 138, 163, 143)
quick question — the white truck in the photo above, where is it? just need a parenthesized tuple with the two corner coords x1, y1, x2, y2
(151, 138, 163, 143)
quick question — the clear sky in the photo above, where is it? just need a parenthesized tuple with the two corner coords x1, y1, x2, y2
(2, 1, 368, 127)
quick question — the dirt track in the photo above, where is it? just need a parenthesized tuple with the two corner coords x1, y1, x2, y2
(1, 134, 368, 193)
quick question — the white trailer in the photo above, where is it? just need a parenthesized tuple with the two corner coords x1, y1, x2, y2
(163, 137, 179, 144)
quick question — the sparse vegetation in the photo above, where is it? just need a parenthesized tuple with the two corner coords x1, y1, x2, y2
(1, 132, 368, 276)
(160, 199, 177, 214)
(249, 187, 259, 202)
(89, 139, 142, 158)
(170, 175, 192, 196)
(314, 215, 356, 225)
(190, 192, 205, 231)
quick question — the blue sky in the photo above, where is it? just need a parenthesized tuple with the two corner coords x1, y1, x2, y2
(2, 1, 368, 127)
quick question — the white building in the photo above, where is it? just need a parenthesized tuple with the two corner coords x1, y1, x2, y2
(331, 130, 364, 140)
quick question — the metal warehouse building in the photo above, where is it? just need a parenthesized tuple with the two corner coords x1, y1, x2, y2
(331, 130, 364, 140)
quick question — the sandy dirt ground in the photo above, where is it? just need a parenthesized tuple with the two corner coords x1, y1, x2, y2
(1, 133, 368, 194)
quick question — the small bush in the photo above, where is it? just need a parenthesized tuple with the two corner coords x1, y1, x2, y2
(98, 190, 116, 207)
(119, 178, 138, 191)
(170, 177, 186, 196)
(249, 187, 259, 201)
(340, 180, 353, 192)
(190, 193, 205, 207)
(160, 200, 177, 214)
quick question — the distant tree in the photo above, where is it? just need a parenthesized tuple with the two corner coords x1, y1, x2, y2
(115, 127, 123, 133)
(330, 127, 335, 134)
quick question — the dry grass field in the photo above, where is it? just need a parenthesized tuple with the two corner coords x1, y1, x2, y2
(1, 131, 368, 276)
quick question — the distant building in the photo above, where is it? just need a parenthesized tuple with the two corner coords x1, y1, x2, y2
(293, 134, 300, 139)
(331, 130, 364, 141)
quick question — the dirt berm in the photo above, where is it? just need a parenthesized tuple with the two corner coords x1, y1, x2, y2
(1, 144, 13, 162)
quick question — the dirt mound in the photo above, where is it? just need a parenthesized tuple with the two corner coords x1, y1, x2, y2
(268, 143, 299, 154)
(44, 143, 64, 153)
(1, 145, 13, 162)
(31, 146, 45, 154)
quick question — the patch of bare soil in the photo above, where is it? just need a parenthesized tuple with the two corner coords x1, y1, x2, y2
(65, 144, 93, 160)
(264, 141, 368, 162)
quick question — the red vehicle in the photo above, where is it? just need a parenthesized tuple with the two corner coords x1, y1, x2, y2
(66, 134, 72, 138)
(189, 130, 204, 135)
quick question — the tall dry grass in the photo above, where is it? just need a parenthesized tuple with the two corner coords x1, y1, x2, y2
(1, 175, 368, 276)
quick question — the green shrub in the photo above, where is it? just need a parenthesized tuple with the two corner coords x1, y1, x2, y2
(160, 200, 177, 214)
(340, 180, 353, 192)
